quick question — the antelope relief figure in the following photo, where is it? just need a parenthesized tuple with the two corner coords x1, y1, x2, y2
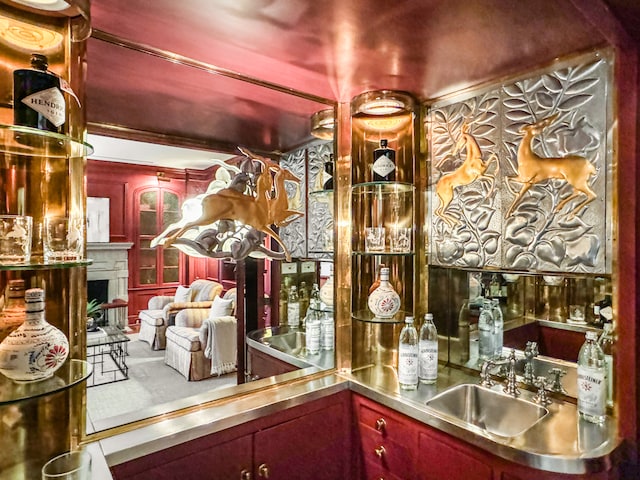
(163, 148, 301, 261)
(434, 123, 498, 227)
(506, 114, 597, 218)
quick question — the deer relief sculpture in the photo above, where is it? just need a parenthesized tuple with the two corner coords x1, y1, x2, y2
(434, 123, 498, 227)
(163, 147, 302, 261)
(506, 114, 597, 218)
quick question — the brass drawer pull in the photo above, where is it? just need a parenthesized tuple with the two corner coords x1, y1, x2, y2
(258, 463, 270, 478)
(374, 445, 386, 458)
(375, 417, 386, 432)
(240, 469, 252, 479)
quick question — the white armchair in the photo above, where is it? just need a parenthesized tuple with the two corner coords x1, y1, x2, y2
(164, 289, 237, 381)
(138, 280, 223, 350)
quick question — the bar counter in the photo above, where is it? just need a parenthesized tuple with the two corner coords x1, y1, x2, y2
(88, 363, 623, 478)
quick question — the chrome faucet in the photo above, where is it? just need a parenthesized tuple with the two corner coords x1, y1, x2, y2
(479, 349, 520, 397)
(523, 341, 539, 385)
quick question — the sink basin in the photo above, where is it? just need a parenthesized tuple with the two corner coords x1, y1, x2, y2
(426, 384, 548, 438)
(261, 330, 305, 356)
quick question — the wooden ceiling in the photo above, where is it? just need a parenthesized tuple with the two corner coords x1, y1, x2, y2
(86, 0, 639, 155)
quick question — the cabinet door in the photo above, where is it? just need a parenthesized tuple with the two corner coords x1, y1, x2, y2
(415, 429, 493, 480)
(253, 401, 350, 480)
(111, 434, 252, 480)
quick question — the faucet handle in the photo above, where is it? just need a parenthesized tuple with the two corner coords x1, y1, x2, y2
(479, 360, 496, 388)
(533, 376, 552, 406)
(548, 368, 567, 394)
(525, 341, 539, 358)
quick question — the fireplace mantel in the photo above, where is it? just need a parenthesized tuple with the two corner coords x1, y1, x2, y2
(87, 242, 133, 328)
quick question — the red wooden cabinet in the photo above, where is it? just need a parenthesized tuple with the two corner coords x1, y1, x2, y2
(111, 390, 352, 480)
(247, 346, 299, 380)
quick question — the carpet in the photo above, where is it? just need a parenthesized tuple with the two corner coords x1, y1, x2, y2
(86, 333, 237, 427)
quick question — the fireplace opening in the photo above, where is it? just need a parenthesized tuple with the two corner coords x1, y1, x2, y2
(88, 279, 109, 306)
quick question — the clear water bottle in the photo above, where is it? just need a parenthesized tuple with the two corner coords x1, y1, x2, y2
(310, 283, 320, 310)
(598, 323, 615, 408)
(478, 299, 495, 361)
(491, 298, 504, 359)
(398, 316, 419, 390)
(287, 285, 300, 328)
(305, 309, 321, 355)
(419, 313, 438, 384)
(320, 311, 334, 351)
(577, 330, 607, 424)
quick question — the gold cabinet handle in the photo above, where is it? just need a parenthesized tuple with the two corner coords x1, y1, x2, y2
(375, 417, 386, 432)
(258, 463, 270, 478)
(374, 445, 386, 458)
(240, 469, 252, 480)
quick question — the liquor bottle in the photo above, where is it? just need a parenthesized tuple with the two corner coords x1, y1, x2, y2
(372, 139, 396, 182)
(398, 316, 419, 390)
(598, 323, 615, 408)
(320, 311, 334, 351)
(310, 283, 320, 310)
(0, 279, 26, 342)
(13, 53, 65, 133)
(305, 309, 321, 355)
(577, 330, 607, 424)
(419, 313, 438, 384)
(319, 265, 334, 307)
(491, 298, 504, 359)
(278, 283, 288, 327)
(367, 266, 401, 320)
(323, 154, 334, 190)
(0, 288, 69, 382)
(594, 294, 613, 328)
(287, 285, 300, 328)
(299, 281, 310, 321)
(478, 299, 495, 361)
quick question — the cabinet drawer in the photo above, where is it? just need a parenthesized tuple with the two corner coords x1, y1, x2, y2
(363, 459, 406, 480)
(360, 430, 413, 479)
(355, 397, 416, 443)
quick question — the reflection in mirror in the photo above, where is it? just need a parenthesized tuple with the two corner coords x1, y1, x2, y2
(84, 35, 336, 437)
(429, 266, 613, 400)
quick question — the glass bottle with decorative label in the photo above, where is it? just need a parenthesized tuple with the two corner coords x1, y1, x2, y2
(305, 308, 321, 355)
(323, 154, 334, 190)
(478, 299, 495, 361)
(367, 266, 401, 320)
(491, 298, 504, 359)
(279, 283, 288, 326)
(13, 53, 66, 133)
(287, 285, 300, 328)
(598, 323, 615, 408)
(398, 316, 418, 390)
(372, 139, 396, 181)
(419, 313, 438, 384)
(320, 311, 334, 351)
(577, 330, 607, 424)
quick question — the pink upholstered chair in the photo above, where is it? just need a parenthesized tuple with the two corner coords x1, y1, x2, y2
(138, 280, 223, 350)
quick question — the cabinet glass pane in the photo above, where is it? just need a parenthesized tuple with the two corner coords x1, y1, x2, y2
(163, 211, 181, 228)
(140, 211, 157, 236)
(140, 268, 157, 285)
(140, 191, 157, 212)
(163, 266, 179, 283)
(140, 249, 156, 268)
(163, 191, 179, 213)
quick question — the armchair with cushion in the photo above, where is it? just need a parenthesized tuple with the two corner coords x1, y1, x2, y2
(164, 288, 237, 381)
(138, 279, 223, 350)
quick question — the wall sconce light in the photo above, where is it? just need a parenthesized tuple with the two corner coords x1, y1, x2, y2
(0, 17, 64, 51)
(310, 108, 335, 140)
(351, 90, 415, 133)
(156, 171, 170, 182)
(8, 0, 71, 12)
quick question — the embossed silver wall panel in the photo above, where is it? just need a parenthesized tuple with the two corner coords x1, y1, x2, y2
(307, 142, 334, 260)
(427, 50, 612, 274)
(280, 148, 307, 259)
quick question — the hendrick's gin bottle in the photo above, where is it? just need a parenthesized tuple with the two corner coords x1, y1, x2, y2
(323, 154, 334, 190)
(13, 53, 65, 133)
(372, 139, 396, 181)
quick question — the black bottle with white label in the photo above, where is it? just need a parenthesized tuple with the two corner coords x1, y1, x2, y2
(13, 53, 65, 133)
(372, 139, 396, 181)
(323, 154, 334, 190)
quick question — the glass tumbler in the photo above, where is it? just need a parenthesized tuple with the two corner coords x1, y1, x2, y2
(42, 451, 91, 480)
(0, 215, 32, 264)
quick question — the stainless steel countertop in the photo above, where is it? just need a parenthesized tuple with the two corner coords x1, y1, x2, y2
(88, 367, 622, 478)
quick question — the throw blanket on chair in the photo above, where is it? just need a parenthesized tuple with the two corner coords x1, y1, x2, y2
(200, 315, 237, 376)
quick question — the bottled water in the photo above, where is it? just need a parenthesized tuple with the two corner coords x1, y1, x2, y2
(287, 285, 300, 328)
(577, 330, 607, 424)
(478, 299, 495, 361)
(491, 298, 504, 359)
(305, 309, 321, 355)
(398, 316, 419, 390)
(419, 313, 438, 384)
(598, 323, 615, 408)
(320, 312, 334, 351)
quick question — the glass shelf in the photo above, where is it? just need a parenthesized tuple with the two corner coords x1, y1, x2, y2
(352, 309, 409, 324)
(0, 259, 92, 271)
(352, 251, 414, 257)
(309, 189, 334, 197)
(0, 124, 93, 158)
(309, 304, 333, 313)
(0, 359, 92, 405)
(351, 181, 414, 194)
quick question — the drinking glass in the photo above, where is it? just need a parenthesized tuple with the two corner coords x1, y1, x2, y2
(0, 215, 32, 264)
(364, 227, 385, 252)
(42, 451, 91, 480)
(569, 304, 586, 324)
(44, 216, 84, 262)
(389, 226, 411, 252)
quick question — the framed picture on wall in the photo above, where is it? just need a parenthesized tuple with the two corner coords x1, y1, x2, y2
(87, 197, 110, 243)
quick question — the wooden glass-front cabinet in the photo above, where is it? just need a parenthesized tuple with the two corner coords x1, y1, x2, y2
(135, 187, 182, 287)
